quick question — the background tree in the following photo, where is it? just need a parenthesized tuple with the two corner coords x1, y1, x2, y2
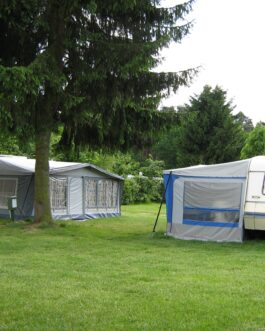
(0, 0, 196, 223)
(240, 123, 265, 158)
(153, 126, 181, 168)
(234, 111, 254, 133)
(154, 85, 246, 168)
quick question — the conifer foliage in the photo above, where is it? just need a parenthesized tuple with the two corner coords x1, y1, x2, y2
(155, 85, 246, 168)
(0, 0, 196, 223)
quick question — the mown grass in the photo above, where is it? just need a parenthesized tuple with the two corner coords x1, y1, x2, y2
(1, 203, 265, 331)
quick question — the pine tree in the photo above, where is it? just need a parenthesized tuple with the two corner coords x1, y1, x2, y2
(176, 85, 245, 166)
(0, 0, 196, 223)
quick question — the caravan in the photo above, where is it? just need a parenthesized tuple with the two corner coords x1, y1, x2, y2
(164, 156, 265, 242)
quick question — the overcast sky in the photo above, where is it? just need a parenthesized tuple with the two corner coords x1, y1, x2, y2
(157, 0, 265, 125)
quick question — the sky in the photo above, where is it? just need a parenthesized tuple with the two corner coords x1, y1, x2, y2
(157, 0, 265, 125)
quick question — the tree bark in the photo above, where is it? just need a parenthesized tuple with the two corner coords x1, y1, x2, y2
(34, 128, 53, 224)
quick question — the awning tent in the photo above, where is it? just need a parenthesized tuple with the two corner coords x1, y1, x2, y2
(163, 159, 251, 242)
(0, 155, 123, 220)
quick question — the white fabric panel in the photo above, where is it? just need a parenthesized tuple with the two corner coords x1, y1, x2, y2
(69, 177, 83, 214)
(172, 179, 184, 224)
(167, 223, 243, 242)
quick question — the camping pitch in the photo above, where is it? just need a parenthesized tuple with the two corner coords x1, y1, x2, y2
(0, 155, 123, 220)
(164, 156, 265, 242)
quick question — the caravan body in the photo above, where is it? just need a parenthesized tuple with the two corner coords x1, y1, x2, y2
(164, 156, 265, 242)
(244, 156, 265, 231)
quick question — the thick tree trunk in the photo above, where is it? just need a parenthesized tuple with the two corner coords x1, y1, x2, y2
(34, 129, 53, 224)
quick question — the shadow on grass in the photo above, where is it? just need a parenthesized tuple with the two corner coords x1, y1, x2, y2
(245, 229, 265, 240)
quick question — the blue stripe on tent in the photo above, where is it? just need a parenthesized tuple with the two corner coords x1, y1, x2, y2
(173, 175, 246, 180)
(183, 219, 239, 228)
(245, 212, 265, 217)
(184, 206, 240, 213)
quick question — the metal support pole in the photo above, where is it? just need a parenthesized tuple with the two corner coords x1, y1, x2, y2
(152, 171, 172, 233)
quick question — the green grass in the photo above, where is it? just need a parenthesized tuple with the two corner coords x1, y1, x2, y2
(1, 203, 265, 331)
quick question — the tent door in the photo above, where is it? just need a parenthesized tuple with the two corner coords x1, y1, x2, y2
(69, 178, 83, 215)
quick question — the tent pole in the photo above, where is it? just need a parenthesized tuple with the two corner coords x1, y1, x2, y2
(152, 171, 172, 233)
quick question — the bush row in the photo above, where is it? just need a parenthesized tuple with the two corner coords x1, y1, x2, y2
(122, 176, 164, 204)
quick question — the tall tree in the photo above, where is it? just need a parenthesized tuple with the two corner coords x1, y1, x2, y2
(234, 111, 254, 133)
(0, 0, 196, 223)
(154, 85, 246, 168)
(177, 85, 246, 166)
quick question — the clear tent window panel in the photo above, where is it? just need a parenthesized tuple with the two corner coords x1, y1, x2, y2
(0, 178, 17, 208)
(85, 179, 97, 208)
(98, 180, 107, 207)
(50, 177, 67, 211)
(106, 180, 113, 208)
(112, 181, 119, 208)
(84, 178, 119, 210)
(183, 181, 242, 223)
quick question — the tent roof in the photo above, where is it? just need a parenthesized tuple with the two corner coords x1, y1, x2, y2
(164, 156, 265, 178)
(0, 155, 123, 180)
(164, 158, 251, 178)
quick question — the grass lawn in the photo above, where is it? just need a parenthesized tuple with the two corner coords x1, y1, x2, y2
(1, 203, 265, 331)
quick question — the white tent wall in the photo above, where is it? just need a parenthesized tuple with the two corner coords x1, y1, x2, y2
(50, 166, 121, 220)
(164, 159, 251, 242)
(49, 174, 122, 220)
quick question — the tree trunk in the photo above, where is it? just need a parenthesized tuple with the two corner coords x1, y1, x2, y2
(34, 128, 53, 224)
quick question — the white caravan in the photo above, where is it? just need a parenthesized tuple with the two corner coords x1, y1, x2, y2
(163, 156, 265, 242)
(244, 156, 265, 231)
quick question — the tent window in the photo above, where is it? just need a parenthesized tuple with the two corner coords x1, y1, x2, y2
(0, 178, 17, 209)
(98, 180, 107, 207)
(85, 179, 97, 208)
(50, 177, 67, 210)
(85, 178, 119, 209)
(183, 181, 242, 223)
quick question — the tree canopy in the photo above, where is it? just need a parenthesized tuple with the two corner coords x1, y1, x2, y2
(0, 0, 196, 223)
(154, 85, 246, 168)
(234, 111, 254, 133)
(240, 123, 265, 158)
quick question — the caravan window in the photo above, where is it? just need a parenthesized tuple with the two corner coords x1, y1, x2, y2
(263, 175, 265, 195)
(50, 177, 67, 210)
(0, 178, 17, 209)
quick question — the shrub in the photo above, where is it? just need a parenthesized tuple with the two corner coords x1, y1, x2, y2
(122, 176, 164, 205)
